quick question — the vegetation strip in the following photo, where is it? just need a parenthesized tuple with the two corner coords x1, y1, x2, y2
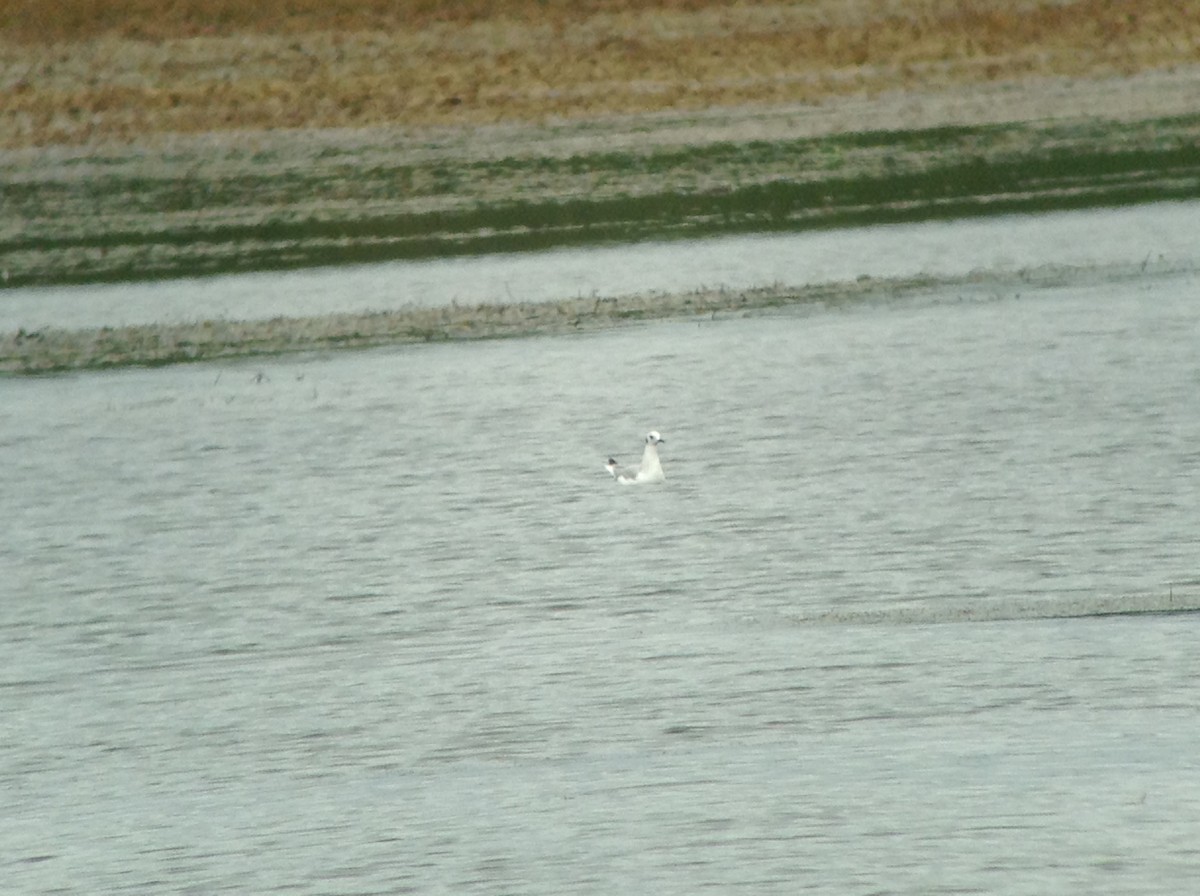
(3, 113, 1198, 288)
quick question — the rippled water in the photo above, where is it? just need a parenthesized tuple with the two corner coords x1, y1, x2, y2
(4, 251, 1200, 891)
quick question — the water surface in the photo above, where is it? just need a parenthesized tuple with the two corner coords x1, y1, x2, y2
(3, 242, 1199, 893)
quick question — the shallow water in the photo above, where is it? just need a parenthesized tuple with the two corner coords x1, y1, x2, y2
(3, 254, 1200, 892)
(3, 199, 1199, 330)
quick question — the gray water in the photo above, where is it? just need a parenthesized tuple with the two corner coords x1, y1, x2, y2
(4, 255, 1200, 891)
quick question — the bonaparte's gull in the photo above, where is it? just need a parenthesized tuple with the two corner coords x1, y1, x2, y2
(605, 431, 666, 485)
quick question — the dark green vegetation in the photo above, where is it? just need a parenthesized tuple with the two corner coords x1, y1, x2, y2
(3, 114, 1198, 289)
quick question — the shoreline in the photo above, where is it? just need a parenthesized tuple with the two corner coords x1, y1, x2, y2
(2, 260, 1189, 375)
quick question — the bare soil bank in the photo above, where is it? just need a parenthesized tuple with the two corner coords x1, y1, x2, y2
(2, 0, 1198, 145)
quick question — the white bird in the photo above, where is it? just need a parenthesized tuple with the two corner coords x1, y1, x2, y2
(605, 431, 666, 485)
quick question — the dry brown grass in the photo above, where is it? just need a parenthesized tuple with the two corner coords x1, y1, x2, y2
(2, 0, 1198, 146)
(1, 1, 724, 42)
